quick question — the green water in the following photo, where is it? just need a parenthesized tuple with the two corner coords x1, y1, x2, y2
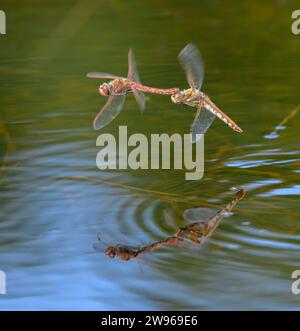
(0, 0, 300, 310)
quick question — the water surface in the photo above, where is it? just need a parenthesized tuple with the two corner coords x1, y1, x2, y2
(0, 0, 300, 310)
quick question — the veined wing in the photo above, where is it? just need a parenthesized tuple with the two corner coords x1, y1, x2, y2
(183, 207, 216, 223)
(87, 72, 120, 79)
(127, 49, 145, 112)
(93, 94, 126, 130)
(190, 107, 216, 143)
(178, 43, 205, 90)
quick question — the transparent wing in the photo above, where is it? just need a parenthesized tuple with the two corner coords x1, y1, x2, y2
(163, 209, 175, 225)
(178, 43, 205, 90)
(183, 207, 216, 223)
(127, 49, 145, 112)
(190, 107, 216, 143)
(87, 72, 120, 79)
(93, 94, 126, 130)
(127, 49, 140, 82)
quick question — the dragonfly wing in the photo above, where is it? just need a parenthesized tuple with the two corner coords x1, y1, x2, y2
(178, 43, 205, 90)
(93, 94, 126, 130)
(183, 207, 216, 223)
(133, 90, 146, 113)
(87, 72, 120, 79)
(190, 107, 216, 142)
(163, 209, 175, 224)
(127, 49, 138, 82)
(127, 49, 146, 112)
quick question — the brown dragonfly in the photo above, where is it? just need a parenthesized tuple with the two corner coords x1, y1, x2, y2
(95, 234, 180, 261)
(87, 49, 179, 130)
(171, 43, 243, 142)
(94, 187, 245, 261)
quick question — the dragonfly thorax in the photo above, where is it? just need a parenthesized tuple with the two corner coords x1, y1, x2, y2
(171, 88, 204, 107)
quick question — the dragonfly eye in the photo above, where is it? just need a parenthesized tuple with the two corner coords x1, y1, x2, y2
(99, 83, 110, 96)
(104, 246, 116, 258)
(171, 93, 182, 104)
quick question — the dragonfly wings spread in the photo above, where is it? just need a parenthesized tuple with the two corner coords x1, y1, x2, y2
(178, 43, 205, 90)
(93, 95, 126, 130)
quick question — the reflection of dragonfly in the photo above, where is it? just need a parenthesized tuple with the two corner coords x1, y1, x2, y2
(94, 187, 245, 261)
(94, 234, 180, 261)
(171, 44, 243, 142)
(178, 187, 245, 244)
(87, 49, 179, 130)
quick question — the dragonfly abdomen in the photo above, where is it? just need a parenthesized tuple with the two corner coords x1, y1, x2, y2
(204, 99, 243, 133)
(133, 83, 179, 95)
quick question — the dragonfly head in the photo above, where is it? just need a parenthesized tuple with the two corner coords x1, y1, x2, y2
(99, 82, 111, 96)
(171, 91, 184, 104)
(104, 245, 116, 258)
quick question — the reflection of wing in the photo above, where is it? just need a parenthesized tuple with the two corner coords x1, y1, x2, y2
(87, 72, 120, 79)
(183, 207, 224, 241)
(183, 207, 216, 223)
(127, 49, 145, 112)
(93, 95, 126, 130)
(163, 209, 175, 224)
(178, 43, 205, 90)
(190, 107, 216, 142)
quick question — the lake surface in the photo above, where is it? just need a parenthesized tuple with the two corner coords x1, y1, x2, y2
(0, 0, 300, 310)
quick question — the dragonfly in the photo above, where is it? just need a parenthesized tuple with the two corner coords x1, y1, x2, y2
(93, 187, 245, 261)
(171, 43, 243, 142)
(87, 49, 179, 130)
(179, 186, 246, 244)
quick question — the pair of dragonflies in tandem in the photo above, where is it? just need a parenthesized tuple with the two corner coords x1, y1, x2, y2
(87, 44, 243, 141)
(94, 187, 245, 261)
(87, 43, 243, 141)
